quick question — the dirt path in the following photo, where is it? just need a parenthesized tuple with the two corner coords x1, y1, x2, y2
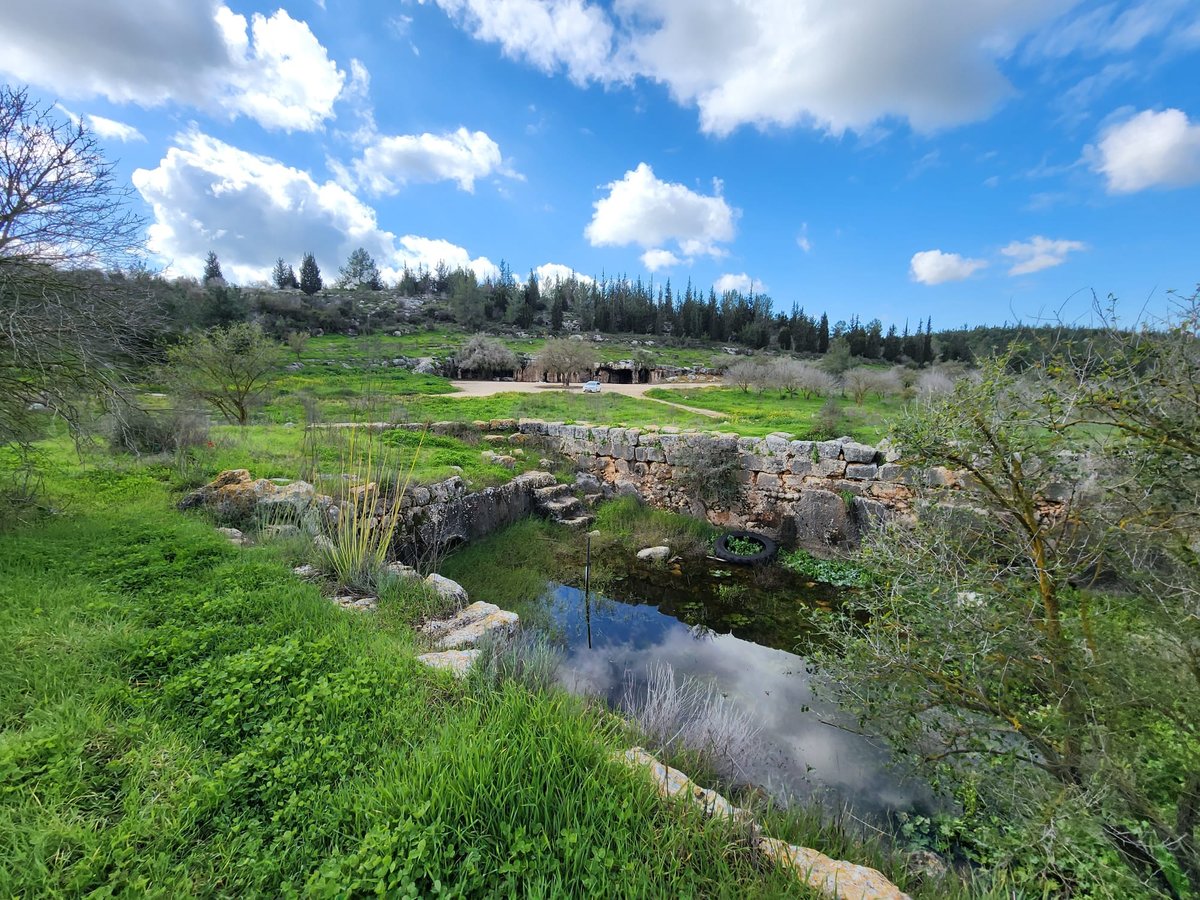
(446, 380, 725, 419)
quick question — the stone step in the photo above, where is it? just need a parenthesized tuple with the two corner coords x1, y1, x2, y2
(542, 496, 584, 517)
(533, 483, 573, 502)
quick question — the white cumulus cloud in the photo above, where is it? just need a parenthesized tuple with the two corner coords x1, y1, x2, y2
(585, 163, 737, 258)
(714, 273, 764, 295)
(910, 249, 988, 285)
(427, 0, 1073, 135)
(1091, 108, 1200, 193)
(422, 0, 617, 85)
(132, 130, 494, 284)
(535, 262, 594, 286)
(641, 249, 682, 271)
(0, 1, 344, 131)
(351, 128, 508, 194)
(1000, 236, 1086, 275)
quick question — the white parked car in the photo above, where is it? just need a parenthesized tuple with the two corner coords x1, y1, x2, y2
(582, 380, 602, 393)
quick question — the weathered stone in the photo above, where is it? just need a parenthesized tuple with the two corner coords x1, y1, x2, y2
(846, 463, 878, 480)
(216, 526, 248, 546)
(179, 469, 279, 524)
(757, 838, 910, 900)
(416, 649, 482, 678)
(636, 545, 671, 562)
(292, 564, 320, 578)
(764, 432, 793, 453)
(876, 463, 903, 482)
(616, 748, 754, 825)
(385, 561, 420, 579)
(793, 490, 856, 547)
(788, 457, 813, 476)
(816, 441, 842, 459)
(811, 458, 847, 478)
(423, 601, 519, 649)
(841, 441, 879, 463)
(424, 573, 469, 607)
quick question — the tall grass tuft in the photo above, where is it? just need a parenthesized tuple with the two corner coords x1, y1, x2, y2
(321, 424, 426, 591)
(469, 628, 563, 693)
(622, 662, 761, 774)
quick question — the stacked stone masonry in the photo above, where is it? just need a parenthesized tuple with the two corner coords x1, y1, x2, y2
(513, 420, 915, 548)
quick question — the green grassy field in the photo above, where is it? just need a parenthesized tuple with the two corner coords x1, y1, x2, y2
(644, 386, 906, 442)
(1, 464, 855, 897)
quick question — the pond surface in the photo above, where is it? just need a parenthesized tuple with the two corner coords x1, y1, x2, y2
(535, 559, 935, 822)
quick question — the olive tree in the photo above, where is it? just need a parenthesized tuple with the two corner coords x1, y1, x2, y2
(819, 344, 1200, 895)
(166, 324, 284, 426)
(535, 338, 598, 387)
(453, 334, 518, 379)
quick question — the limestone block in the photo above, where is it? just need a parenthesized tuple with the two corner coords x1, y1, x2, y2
(876, 463, 903, 482)
(616, 748, 754, 825)
(424, 573, 469, 607)
(764, 432, 793, 453)
(422, 601, 519, 649)
(811, 458, 847, 478)
(816, 441, 842, 459)
(416, 649, 481, 678)
(793, 489, 855, 546)
(841, 442, 880, 464)
(788, 440, 815, 458)
(757, 838, 910, 900)
(636, 446, 665, 463)
(846, 463, 878, 480)
(788, 458, 813, 476)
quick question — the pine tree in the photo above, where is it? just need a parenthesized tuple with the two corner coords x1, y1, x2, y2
(921, 317, 934, 365)
(817, 312, 830, 354)
(336, 247, 383, 290)
(203, 251, 223, 285)
(299, 252, 323, 296)
(271, 257, 298, 289)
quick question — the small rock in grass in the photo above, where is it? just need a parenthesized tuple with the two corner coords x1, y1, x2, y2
(386, 562, 420, 579)
(636, 546, 670, 562)
(424, 573, 469, 607)
(217, 527, 248, 546)
(292, 564, 320, 578)
(417, 649, 482, 678)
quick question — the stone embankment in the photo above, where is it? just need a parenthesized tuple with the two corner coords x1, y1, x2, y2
(618, 748, 910, 900)
(309, 418, 941, 547)
(178, 467, 570, 563)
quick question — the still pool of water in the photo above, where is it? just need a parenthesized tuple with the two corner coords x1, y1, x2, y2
(536, 570, 935, 822)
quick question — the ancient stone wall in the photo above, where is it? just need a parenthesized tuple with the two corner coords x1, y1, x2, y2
(514, 421, 914, 548)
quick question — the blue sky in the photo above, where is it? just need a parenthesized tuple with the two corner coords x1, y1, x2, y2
(3, 0, 1198, 328)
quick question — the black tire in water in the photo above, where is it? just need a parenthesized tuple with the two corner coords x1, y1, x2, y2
(713, 530, 777, 565)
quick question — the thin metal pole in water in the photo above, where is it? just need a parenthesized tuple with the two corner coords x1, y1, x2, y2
(584, 531, 593, 650)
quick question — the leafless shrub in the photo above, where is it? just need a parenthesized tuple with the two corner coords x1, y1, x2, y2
(917, 368, 957, 397)
(724, 358, 767, 393)
(622, 662, 761, 773)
